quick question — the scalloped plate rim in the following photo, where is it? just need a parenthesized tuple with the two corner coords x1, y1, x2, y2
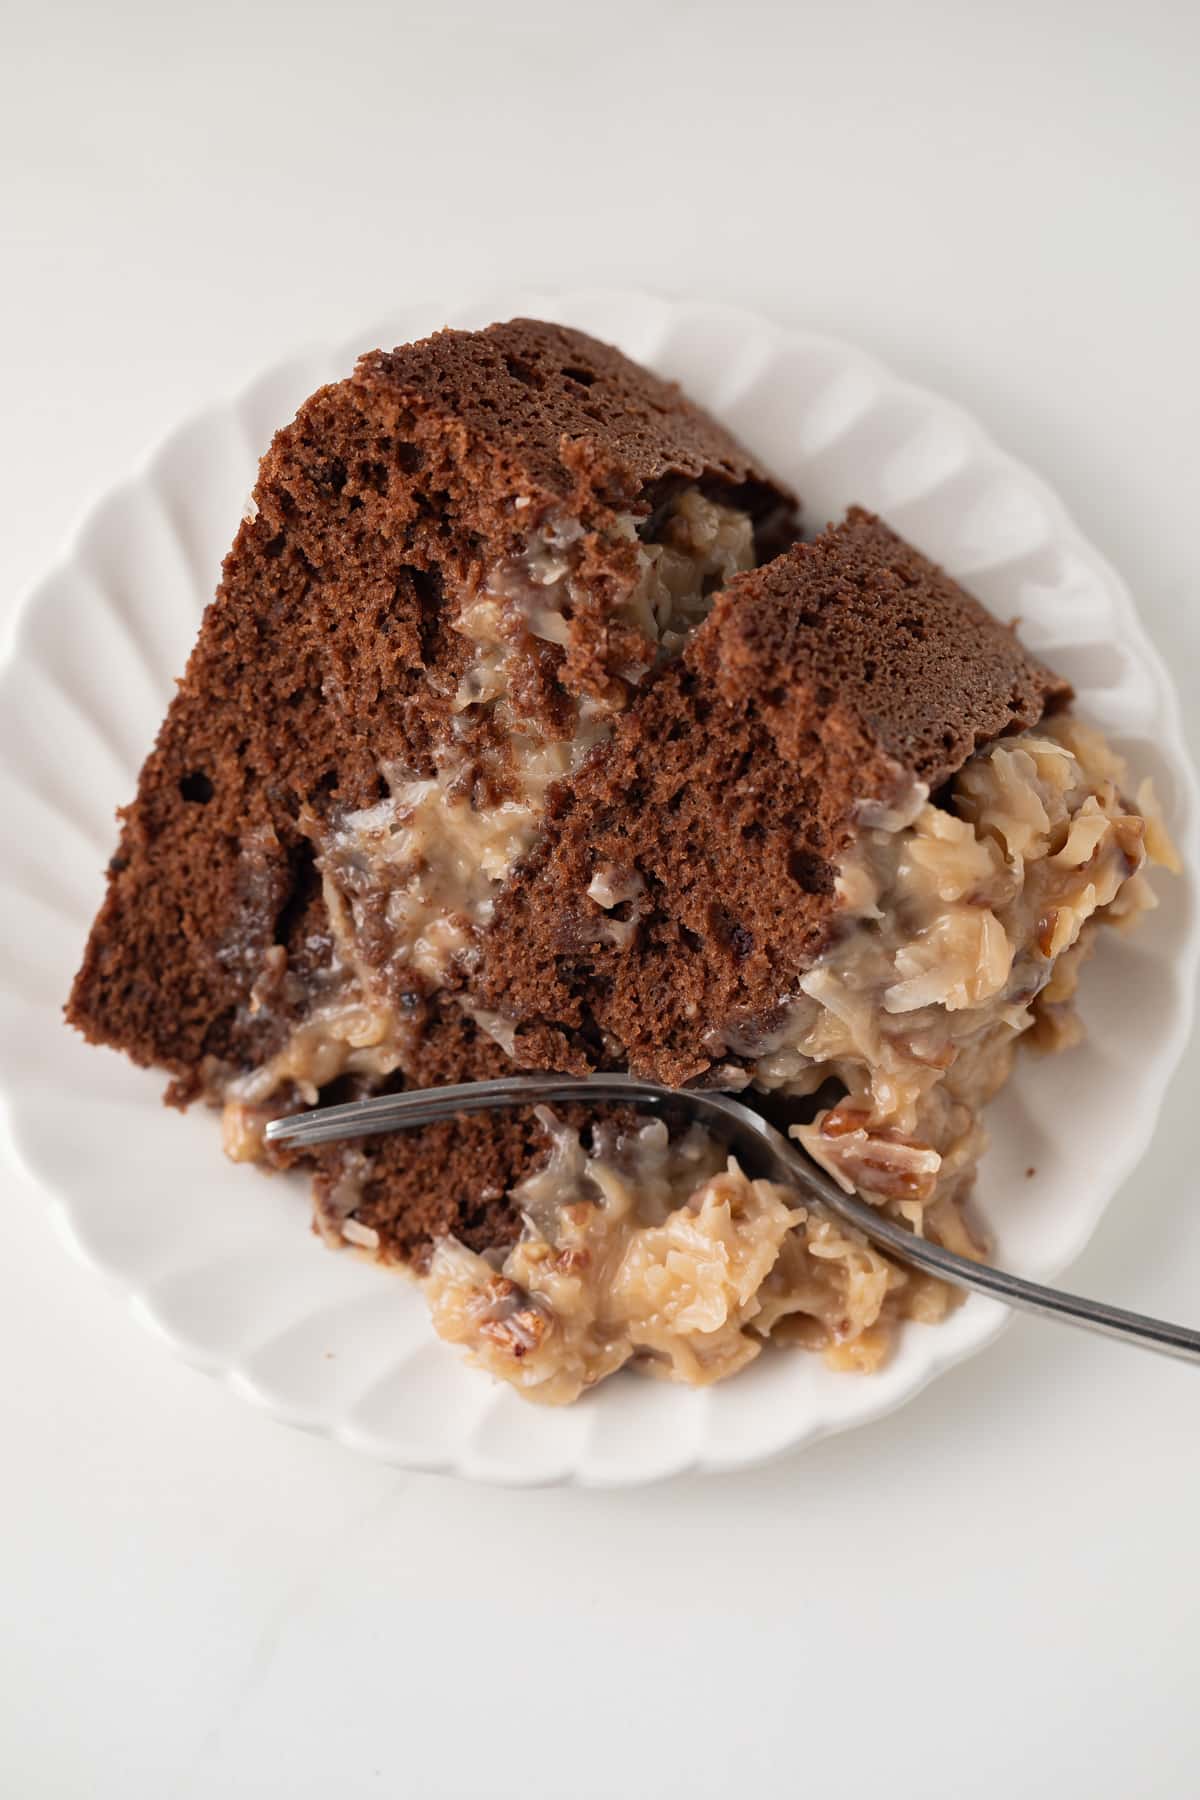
(0, 287, 1196, 1488)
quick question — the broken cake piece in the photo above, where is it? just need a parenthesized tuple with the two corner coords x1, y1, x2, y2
(67, 321, 1174, 1403)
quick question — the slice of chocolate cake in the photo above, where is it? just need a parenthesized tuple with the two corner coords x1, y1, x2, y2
(68, 323, 1174, 1404)
(69, 317, 794, 1112)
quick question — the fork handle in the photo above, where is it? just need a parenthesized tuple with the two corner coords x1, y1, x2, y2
(780, 1155, 1200, 1365)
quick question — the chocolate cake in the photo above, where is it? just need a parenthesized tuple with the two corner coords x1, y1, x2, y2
(68, 320, 1174, 1403)
(469, 509, 1072, 1085)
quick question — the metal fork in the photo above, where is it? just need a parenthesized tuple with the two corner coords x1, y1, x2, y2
(266, 1074, 1200, 1364)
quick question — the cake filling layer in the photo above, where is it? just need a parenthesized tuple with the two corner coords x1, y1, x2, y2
(422, 1110, 955, 1404)
(422, 1110, 953, 1404)
(744, 716, 1167, 1216)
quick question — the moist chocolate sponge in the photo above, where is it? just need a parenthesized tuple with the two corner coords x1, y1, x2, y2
(469, 509, 1071, 1085)
(308, 1098, 647, 1271)
(67, 319, 795, 1089)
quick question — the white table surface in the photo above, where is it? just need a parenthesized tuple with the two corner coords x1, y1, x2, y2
(3, 2, 1198, 1794)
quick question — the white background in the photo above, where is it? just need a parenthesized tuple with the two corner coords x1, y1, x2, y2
(2, 1, 1199, 1794)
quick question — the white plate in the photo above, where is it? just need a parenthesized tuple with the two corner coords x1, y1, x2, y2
(1, 290, 1196, 1487)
